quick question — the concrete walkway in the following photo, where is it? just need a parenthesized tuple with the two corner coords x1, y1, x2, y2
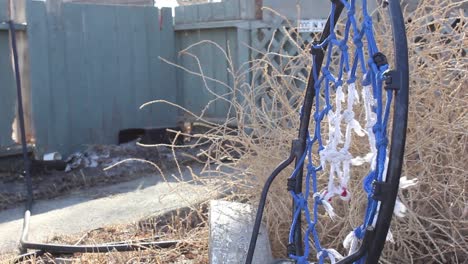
(0, 164, 220, 254)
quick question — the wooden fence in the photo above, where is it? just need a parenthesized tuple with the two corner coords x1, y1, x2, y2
(0, 0, 385, 157)
(25, 1, 178, 156)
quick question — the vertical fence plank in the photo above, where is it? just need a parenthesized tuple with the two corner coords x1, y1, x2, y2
(27, 1, 52, 152)
(180, 31, 204, 118)
(83, 4, 106, 143)
(199, 30, 216, 117)
(239, 0, 256, 20)
(115, 6, 136, 131)
(63, 4, 88, 151)
(0, 31, 16, 147)
(157, 7, 177, 126)
(95, 5, 120, 143)
(198, 4, 212, 23)
(0, 0, 8, 22)
(236, 28, 251, 105)
(184, 5, 198, 25)
(224, 0, 240, 20)
(0, 0, 15, 147)
(143, 6, 158, 125)
(108, 6, 123, 138)
(211, 29, 230, 118)
(129, 6, 150, 127)
(174, 5, 185, 25)
(0, 0, 14, 148)
(47, 1, 71, 151)
(211, 3, 226, 21)
(176, 27, 237, 121)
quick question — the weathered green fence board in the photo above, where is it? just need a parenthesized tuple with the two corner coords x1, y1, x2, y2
(174, 0, 256, 25)
(155, 8, 178, 123)
(63, 4, 89, 150)
(176, 30, 205, 118)
(48, 2, 69, 152)
(197, 4, 211, 23)
(211, 3, 226, 22)
(175, 27, 240, 121)
(223, 0, 240, 20)
(27, 1, 177, 156)
(0, 0, 8, 22)
(0, 31, 16, 147)
(130, 6, 151, 127)
(210, 30, 227, 116)
(114, 6, 135, 130)
(26, 1, 51, 150)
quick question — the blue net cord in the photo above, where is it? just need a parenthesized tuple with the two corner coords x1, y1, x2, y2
(287, 0, 393, 263)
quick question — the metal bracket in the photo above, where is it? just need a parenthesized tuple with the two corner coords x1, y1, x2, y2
(372, 181, 393, 201)
(383, 70, 401, 91)
(0, 22, 27, 31)
(291, 139, 303, 157)
(310, 41, 324, 56)
(286, 139, 302, 192)
(373, 52, 388, 67)
(378, 0, 390, 8)
(287, 178, 296, 192)
(287, 243, 296, 256)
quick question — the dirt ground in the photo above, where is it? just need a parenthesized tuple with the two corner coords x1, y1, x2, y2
(1, 202, 211, 264)
(0, 141, 223, 263)
(0, 142, 203, 210)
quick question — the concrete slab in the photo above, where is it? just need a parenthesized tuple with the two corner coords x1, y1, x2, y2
(209, 200, 273, 264)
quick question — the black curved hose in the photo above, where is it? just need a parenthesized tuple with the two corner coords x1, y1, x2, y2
(8, 20, 179, 258)
(19, 210, 179, 254)
(245, 153, 295, 264)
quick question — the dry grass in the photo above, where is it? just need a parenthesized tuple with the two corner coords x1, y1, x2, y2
(161, 0, 467, 263)
(1, 205, 210, 264)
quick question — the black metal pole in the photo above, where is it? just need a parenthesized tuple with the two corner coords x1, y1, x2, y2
(291, 2, 344, 255)
(245, 4, 345, 262)
(365, 0, 409, 262)
(9, 20, 33, 213)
